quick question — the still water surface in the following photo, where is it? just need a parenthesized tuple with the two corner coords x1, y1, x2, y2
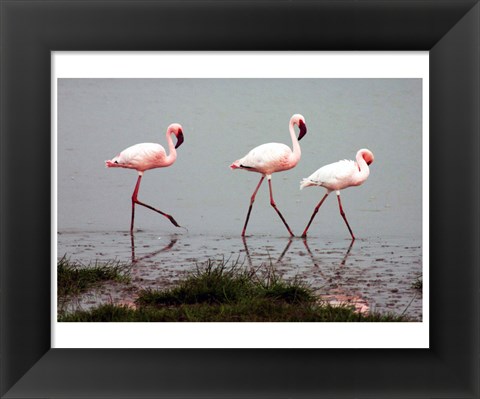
(57, 78, 423, 320)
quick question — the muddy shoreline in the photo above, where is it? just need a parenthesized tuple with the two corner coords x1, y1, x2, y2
(57, 231, 423, 321)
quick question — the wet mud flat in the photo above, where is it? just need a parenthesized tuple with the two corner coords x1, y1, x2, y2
(57, 231, 423, 321)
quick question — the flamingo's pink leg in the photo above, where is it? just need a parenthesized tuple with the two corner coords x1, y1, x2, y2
(301, 193, 329, 238)
(242, 176, 265, 236)
(337, 193, 355, 240)
(130, 175, 142, 232)
(268, 179, 294, 237)
(130, 175, 181, 232)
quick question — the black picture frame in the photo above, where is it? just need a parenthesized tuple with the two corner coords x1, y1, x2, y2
(1, 0, 479, 397)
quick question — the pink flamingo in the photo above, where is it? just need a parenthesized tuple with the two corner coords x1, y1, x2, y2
(300, 148, 374, 239)
(105, 123, 184, 232)
(230, 114, 307, 236)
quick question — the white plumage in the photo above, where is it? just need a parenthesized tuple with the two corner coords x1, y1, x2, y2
(230, 114, 308, 236)
(105, 123, 185, 232)
(300, 149, 374, 239)
(109, 143, 168, 173)
(300, 159, 368, 192)
(233, 142, 296, 176)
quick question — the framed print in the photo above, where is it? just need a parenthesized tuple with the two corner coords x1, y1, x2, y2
(53, 52, 428, 350)
(1, 1, 479, 398)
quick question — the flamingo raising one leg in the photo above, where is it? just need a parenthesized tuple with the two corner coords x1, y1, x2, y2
(230, 114, 307, 236)
(300, 148, 374, 239)
(105, 123, 185, 233)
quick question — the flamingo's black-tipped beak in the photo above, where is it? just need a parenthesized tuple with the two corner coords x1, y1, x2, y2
(298, 120, 307, 141)
(175, 130, 184, 149)
(364, 152, 374, 165)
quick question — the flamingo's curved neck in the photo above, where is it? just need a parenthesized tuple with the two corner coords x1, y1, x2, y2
(355, 151, 370, 180)
(289, 120, 301, 162)
(164, 130, 177, 166)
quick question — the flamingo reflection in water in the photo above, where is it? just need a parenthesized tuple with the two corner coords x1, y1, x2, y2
(130, 233, 178, 263)
(302, 239, 370, 315)
(115, 234, 180, 310)
(241, 237, 293, 267)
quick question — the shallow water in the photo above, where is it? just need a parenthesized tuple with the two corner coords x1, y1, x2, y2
(58, 230, 422, 321)
(57, 78, 424, 321)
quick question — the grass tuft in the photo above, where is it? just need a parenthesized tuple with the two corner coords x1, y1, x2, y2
(58, 256, 131, 297)
(411, 277, 423, 291)
(136, 258, 256, 306)
(59, 257, 410, 322)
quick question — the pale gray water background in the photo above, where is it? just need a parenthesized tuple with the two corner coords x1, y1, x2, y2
(57, 79, 423, 320)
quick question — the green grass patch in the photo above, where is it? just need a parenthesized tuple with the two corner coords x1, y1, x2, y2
(59, 257, 409, 322)
(58, 256, 131, 297)
(135, 258, 315, 307)
(59, 301, 405, 322)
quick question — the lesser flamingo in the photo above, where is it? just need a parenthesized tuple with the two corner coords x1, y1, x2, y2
(105, 123, 184, 232)
(230, 114, 307, 236)
(300, 148, 374, 239)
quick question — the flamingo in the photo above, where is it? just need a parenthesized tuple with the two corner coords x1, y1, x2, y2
(230, 114, 307, 236)
(105, 123, 184, 233)
(300, 148, 374, 239)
